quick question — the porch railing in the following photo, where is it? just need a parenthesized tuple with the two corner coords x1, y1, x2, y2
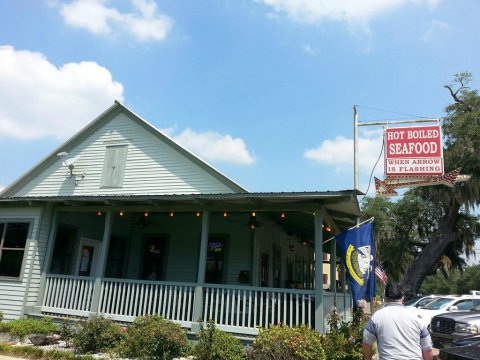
(40, 275, 352, 335)
(98, 278, 196, 326)
(202, 284, 314, 334)
(42, 275, 95, 317)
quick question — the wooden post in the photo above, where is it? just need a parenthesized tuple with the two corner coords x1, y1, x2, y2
(89, 210, 113, 315)
(36, 206, 58, 308)
(191, 210, 210, 332)
(314, 210, 324, 333)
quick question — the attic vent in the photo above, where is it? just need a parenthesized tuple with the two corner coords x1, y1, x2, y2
(101, 145, 128, 188)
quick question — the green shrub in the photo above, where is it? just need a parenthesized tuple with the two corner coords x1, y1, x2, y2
(321, 307, 366, 360)
(0, 343, 98, 359)
(59, 318, 76, 348)
(73, 315, 123, 354)
(117, 315, 188, 360)
(192, 320, 246, 360)
(250, 324, 325, 360)
(0, 317, 57, 341)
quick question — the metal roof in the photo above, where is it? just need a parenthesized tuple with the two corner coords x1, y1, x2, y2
(0, 190, 361, 232)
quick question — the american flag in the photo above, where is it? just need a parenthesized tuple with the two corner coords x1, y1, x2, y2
(375, 265, 388, 285)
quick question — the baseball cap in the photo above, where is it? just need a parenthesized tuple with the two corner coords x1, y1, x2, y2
(385, 283, 404, 300)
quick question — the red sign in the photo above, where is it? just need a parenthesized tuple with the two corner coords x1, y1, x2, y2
(384, 125, 443, 176)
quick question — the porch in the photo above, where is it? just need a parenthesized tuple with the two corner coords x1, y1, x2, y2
(41, 275, 352, 335)
(21, 191, 359, 334)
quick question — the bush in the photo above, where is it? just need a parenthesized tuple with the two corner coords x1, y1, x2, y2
(192, 320, 246, 360)
(73, 316, 123, 354)
(0, 317, 57, 341)
(250, 324, 325, 360)
(117, 315, 188, 360)
(59, 318, 76, 348)
(0, 343, 97, 359)
(321, 307, 366, 360)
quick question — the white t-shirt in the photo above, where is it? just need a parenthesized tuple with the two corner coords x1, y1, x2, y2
(363, 302, 432, 360)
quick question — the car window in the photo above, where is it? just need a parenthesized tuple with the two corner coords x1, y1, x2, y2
(417, 297, 436, 307)
(404, 297, 422, 306)
(422, 297, 456, 310)
(454, 299, 473, 311)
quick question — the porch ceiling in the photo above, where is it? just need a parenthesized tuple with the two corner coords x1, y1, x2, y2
(0, 190, 361, 233)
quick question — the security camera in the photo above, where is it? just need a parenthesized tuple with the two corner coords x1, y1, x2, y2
(57, 152, 68, 157)
(63, 156, 80, 168)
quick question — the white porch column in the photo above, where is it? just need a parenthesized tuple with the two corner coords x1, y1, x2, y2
(191, 210, 210, 331)
(35, 205, 58, 308)
(89, 210, 113, 315)
(329, 238, 337, 295)
(314, 209, 324, 333)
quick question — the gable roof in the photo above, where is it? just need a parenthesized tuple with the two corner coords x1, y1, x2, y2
(1, 101, 247, 197)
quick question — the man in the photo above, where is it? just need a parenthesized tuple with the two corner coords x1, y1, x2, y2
(362, 283, 433, 360)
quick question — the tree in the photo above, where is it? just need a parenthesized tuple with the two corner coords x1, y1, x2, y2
(362, 72, 480, 292)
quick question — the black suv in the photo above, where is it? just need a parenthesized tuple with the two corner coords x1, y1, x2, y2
(430, 302, 480, 349)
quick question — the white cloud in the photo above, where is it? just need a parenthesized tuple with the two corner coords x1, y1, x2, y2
(168, 128, 255, 165)
(421, 19, 450, 42)
(302, 44, 317, 55)
(59, 0, 172, 42)
(0, 46, 124, 140)
(304, 133, 384, 175)
(257, 0, 440, 33)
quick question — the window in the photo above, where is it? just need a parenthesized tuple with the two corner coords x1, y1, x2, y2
(0, 222, 30, 278)
(101, 145, 128, 188)
(206, 236, 226, 284)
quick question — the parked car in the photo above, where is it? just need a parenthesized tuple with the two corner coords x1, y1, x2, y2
(417, 294, 480, 328)
(404, 295, 439, 308)
(438, 343, 480, 360)
(430, 302, 480, 349)
(452, 334, 480, 347)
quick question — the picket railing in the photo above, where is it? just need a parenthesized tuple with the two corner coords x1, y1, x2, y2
(202, 284, 314, 334)
(42, 275, 95, 316)
(98, 278, 196, 326)
(41, 275, 352, 334)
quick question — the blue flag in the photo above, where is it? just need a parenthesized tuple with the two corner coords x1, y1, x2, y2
(336, 223, 375, 306)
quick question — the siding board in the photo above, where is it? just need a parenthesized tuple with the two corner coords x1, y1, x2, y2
(12, 113, 240, 198)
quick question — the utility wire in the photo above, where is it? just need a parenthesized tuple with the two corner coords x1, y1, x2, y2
(356, 104, 437, 120)
(359, 137, 385, 204)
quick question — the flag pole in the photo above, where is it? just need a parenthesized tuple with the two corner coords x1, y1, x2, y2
(322, 217, 374, 244)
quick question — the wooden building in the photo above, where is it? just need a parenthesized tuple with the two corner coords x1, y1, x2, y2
(0, 102, 358, 335)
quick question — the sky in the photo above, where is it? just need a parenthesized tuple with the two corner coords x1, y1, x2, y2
(1, 0, 479, 196)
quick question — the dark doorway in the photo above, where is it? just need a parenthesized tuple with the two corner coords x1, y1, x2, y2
(105, 235, 126, 278)
(142, 235, 167, 281)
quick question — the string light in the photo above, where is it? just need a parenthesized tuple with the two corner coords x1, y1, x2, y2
(170, 211, 174, 217)
(196, 211, 201, 217)
(251, 211, 256, 217)
(96, 211, 102, 216)
(280, 212, 286, 219)
(144, 212, 149, 217)
(223, 211, 228, 217)
(119, 211, 124, 216)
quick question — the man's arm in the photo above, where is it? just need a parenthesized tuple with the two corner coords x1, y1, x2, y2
(362, 342, 374, 360)
(422, 348, 433, 360)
